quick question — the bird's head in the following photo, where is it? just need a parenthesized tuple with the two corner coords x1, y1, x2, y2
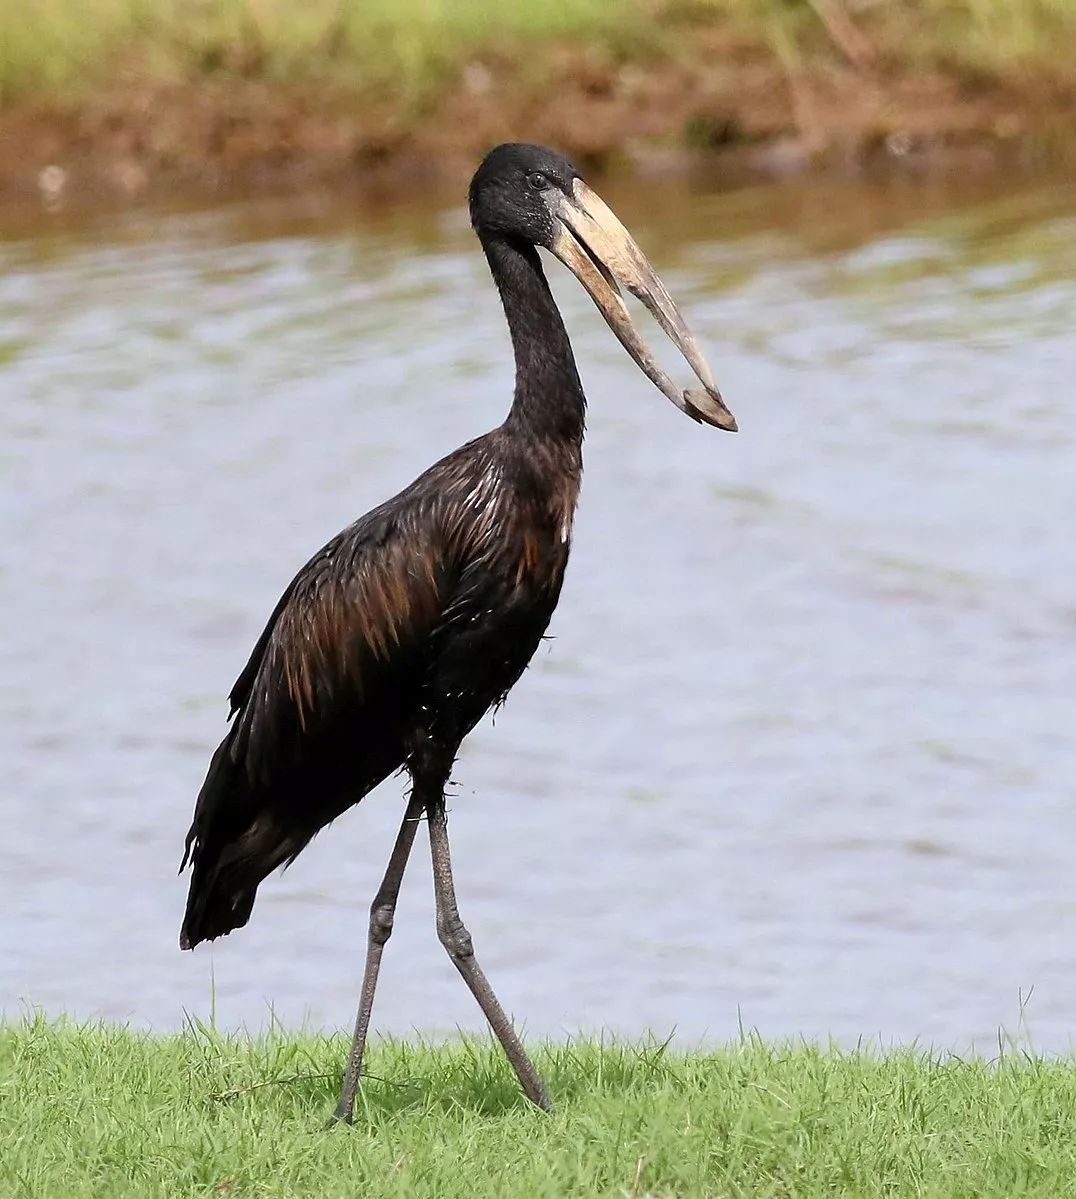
(469, 142, 736, 431)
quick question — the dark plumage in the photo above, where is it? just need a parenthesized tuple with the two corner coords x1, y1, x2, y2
(180, 142, 734, 1119)
(180, 429, 577, 946)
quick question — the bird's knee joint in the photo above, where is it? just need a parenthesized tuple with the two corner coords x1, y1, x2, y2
(437, 914, 474, 960)
(369, 902, 395, 945)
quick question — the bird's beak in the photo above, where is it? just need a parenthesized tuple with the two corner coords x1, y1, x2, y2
(549, 179, 736, 431)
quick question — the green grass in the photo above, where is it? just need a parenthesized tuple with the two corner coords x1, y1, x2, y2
(0, 0, 640, 102)
(693, 0, 1076, 73)
(4, 1017, 1076, 1197)
(3, 0, 1076, 104)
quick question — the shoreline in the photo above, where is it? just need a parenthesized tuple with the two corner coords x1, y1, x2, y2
(4, 17, 1076, 209)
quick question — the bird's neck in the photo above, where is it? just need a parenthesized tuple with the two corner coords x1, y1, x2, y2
(483, 235, 586, 446)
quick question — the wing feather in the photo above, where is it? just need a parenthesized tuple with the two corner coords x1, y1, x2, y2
(227, 498, 448, 787)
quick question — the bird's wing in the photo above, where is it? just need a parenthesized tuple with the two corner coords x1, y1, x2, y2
(225, 495, 450, 787)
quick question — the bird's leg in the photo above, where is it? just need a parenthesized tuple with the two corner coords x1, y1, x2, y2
(425, 794, 553, 1112)
(333, 792, 425, 1125)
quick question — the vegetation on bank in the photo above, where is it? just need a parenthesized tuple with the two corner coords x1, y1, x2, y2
(4, 0, 1076, 102)
(4, 1017, 1076, 1198)
(1, 0, 1075, 199)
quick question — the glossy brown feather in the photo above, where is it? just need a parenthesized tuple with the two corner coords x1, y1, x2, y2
(180, 428, 579, 948)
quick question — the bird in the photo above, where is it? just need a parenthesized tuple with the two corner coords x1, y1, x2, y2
(179, 141, 737, 1122)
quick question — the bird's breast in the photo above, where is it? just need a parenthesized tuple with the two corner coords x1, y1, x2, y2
(446, 440, 580, 600)
(511, 472, 579, 589)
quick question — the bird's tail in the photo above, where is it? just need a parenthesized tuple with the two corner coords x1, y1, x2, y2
(179, 738, 303, 950)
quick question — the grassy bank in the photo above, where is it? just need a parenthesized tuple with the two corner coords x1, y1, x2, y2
(2, 1, 1076, 202)
(4, 1019, 1076, 1197)
(4, 0, 1076, 101)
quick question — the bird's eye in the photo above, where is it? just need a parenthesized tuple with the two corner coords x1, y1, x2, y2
(527, 171, 551, 192)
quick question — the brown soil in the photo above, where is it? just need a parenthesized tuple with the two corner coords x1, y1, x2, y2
(2, 30, 1074, 207)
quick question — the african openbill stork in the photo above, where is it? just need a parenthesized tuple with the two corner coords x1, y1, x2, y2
(180, 142, 736, 1120)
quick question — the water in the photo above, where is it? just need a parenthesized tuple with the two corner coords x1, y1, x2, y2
(2, 173, 1074, 1051)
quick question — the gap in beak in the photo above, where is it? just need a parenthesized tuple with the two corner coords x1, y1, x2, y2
(567, 223, 619, 295)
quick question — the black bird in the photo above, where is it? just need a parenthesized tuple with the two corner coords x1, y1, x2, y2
(180, 142, 736, 1120)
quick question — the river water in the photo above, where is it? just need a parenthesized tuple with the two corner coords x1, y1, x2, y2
(2, 171, 1074, 1051)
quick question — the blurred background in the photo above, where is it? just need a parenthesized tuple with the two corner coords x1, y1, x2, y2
(2, 2, 1075, 1051)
